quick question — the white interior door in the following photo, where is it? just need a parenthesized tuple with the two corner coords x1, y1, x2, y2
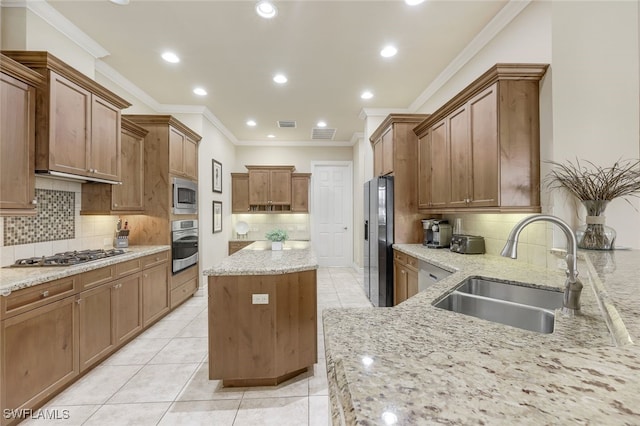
(311, 162, 353, 267)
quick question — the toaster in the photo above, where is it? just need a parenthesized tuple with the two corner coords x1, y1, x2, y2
(450, 235, 485, 254)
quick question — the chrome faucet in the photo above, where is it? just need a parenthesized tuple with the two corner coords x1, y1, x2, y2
(500, 214, 583, 316)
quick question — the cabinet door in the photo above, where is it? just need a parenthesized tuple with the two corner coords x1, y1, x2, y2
(448, 105, 471, 208)
(373, 140, 383, 177)
(142, 263, 170, 327)
(417, 134, 431, 209)
(1, 297, 78, 417)
(78, 283, 115, 372)
(231, 174, 250, 212)
(90, 96, 121, 181)
(183, 137, 198, 180)
(428, 120, 450, 208)
(112, 127, 144, 211)
(0, 73, 36, 212)
(248, 170, 270, 205)
(114, 273, 143, 346)
(291, 175, 310, 212)
(407, 269, 418, 299)
(469, 85, 499, 207)
(169, 127, 186, 176)
(269, 170, 292, 205)
(381, 128, 394, 175)
(393, 262, 408, 306)
(49, 71, 91, 175)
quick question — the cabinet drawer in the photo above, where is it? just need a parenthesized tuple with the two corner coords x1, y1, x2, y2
(141, 251, 169, 269)
(116, 258, 142, 278)
(170, 278, 197, 309)
(393, 250, 407, 264)
(81, 266, 116, 291)
(1, 276, 78, 320)
(171, 264, 198, 290)
(406, 255, 418, 270)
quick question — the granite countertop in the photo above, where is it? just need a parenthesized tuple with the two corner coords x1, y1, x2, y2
(323, 245, 640, 425)
(0, 245, 170, 296)
(204, 240, 318, 276)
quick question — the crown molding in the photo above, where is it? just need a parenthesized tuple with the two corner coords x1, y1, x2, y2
(408, 0, 531, 112)
(350, 132, 364, 145)
(1, 0, 111, 59)
(358, 107, 409, 120)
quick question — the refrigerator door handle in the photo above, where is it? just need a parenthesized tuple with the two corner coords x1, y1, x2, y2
(364, 220, 368, 241)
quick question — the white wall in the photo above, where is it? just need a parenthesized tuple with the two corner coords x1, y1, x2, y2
(234, 145, 352, 173)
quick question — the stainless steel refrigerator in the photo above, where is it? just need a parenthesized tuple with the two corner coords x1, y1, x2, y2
(364, 176, 394, 307)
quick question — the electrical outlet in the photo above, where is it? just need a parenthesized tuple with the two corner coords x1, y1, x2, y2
(252, 294, 269, 304)
(103, 238, 112, 247)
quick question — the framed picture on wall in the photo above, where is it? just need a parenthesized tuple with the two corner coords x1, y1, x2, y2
(213, 201, 222, 233)
(212, 159, 222, 193)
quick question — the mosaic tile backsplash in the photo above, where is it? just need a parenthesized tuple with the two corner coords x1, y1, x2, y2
(3, 189, 75, 246)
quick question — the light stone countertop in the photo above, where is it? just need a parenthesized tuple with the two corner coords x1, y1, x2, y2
(0, 245, 170, 296)
(204, 240, 318, 276)
(323, 245, 640, 425)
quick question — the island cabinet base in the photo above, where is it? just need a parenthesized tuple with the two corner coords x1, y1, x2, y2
(208, 269, 317, 387)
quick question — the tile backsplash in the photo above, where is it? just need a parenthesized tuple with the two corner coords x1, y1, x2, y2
(0, 177, 119, 267)
(231, 213, 310, 241)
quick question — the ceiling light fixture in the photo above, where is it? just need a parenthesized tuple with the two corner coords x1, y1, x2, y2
(361, 91, 374, 100)
(161, 51, 180, 63)
(380, 45, 398, 58)
(267, 134, 276, 138)
(404, 0, 425, 5)
(246, 120, 257, 127)
(193, 87, 207, 96)
(273, 73, 288, 84)
(317, 121, 327, 128)
(109, 0, 130, 4)
(256, 1, 278, 19)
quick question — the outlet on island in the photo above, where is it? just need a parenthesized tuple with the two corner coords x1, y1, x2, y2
(252, 293, 269, 304)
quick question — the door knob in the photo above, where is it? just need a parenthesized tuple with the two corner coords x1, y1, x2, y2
(343, 227, 348, 230)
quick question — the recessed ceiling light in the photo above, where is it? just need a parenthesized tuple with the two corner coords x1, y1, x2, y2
(256, 1, 278, 19)
(405, 0, 425, 5)
(361, 91, 374, 100)
(380, 45, 398, 58)
(246, 120, 257, 127)
(161, 51, 180, 63)
(109, 0, 130, 4)
(317, 121, 327, 128)
(193, 87, 207, 96)
(267, 134, 276, 138)
(273, 74, 288, 84)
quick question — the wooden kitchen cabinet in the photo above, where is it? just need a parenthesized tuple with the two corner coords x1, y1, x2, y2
(78, 281, 116, 372)
(229, 240, 254, 255)
(80, 117, 147, 214)
(291, 173, 311, 212)
(231, 173, 250, 212)
(247, 166, 294, 207)
(169, 126, 198, 180)
(2, 51, 131, 183)
(414, 63, 548, 213)
(113, 273, 143, 346)
(1, 296, 79, 425)
(142, 262, 170, 327)
(0, 55, 43, 216)
(393, 250, 418, 305)
(369, 114, 429, 244)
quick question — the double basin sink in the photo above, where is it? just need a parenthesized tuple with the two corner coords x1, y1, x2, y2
(433, 277, 564, 334)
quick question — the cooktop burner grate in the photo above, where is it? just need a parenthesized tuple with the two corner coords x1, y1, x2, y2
(12, 249, 126, 267)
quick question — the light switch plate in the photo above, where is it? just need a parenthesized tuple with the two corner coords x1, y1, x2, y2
(252, 294, 269, 304)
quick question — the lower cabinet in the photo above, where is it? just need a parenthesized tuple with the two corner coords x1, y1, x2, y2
(229, 240, 254, 255)
(393, 250, 419, 305)
(142, 263, 170, 327)
(170, 265, 198, 309)
(114, 273, 143, 345)
(78, 282, 116, 372)
(1, 297, 79, 426)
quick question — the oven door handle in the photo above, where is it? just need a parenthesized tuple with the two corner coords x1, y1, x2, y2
(173, 236, 198, 243)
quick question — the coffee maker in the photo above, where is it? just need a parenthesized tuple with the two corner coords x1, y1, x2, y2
(422, 219, 452, 248)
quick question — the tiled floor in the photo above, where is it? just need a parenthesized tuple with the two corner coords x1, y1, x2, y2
(25, 267, 371, 425)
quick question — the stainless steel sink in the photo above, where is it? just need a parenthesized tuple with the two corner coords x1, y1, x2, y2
(433, 277, 564, 334)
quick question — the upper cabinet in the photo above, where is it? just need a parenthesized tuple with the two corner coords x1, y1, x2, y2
(231, 173, 250, 213)
(2, 51, 131, 183)
(231, 166, 310, 213)
(370, 114, 429, 244)
(291, 173, 311, 213)
(80, 118, 147, 214)
(0, 54, 43, 216)
(414, 63, 548, 213)
(169, 126, 198, 181)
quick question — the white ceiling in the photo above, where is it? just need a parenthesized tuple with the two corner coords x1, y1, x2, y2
(46, 0, 509, 144)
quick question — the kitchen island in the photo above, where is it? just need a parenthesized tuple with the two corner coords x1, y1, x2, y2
(324, 246, 640, 424)
(204, 240, 318, 386)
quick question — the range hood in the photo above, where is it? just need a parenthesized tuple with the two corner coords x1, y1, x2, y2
(36, 170, 122, 185)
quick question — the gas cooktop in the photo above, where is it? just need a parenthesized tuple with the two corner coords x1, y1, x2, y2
(11, 249, 126, 267)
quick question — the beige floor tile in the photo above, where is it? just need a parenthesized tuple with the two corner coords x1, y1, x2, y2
(242, 373, 309, 399)
(102, 338, 171, 366)
(162, 305, 206, 322)
(138, 319, 191, 339)
(19, 405, 100, 426)
(107, 363, 199, 404)
(309, 396, 330, 426)
(83, 402, 170, 426)
(157, 400, 240, 425)
(177, 362, 245, 401)
(148, 337, 208, 364)
(308, 363, 328, 396)
(48, 365, 142, 405)
(234, 397, 308, 426)
(175, 317, 208, 338)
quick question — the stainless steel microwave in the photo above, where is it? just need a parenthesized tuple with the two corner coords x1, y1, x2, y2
(172, 177, 198, 214)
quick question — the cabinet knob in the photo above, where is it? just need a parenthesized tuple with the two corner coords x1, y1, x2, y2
(114, 203, 118, 207)
(41, 290, 49, 298)
(144, 274, 148, 278)
(76, 299, 82, 305)
(155, 257, 160, 261)
(31, 199, 37, 205)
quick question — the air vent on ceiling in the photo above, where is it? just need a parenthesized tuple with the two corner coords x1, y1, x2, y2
(277, 120, 297, 128)
(311, 128, 336, 140)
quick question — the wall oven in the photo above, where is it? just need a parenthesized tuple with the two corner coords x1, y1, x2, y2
(173, 177, 198, 215)
(172, 220, 198, 274)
